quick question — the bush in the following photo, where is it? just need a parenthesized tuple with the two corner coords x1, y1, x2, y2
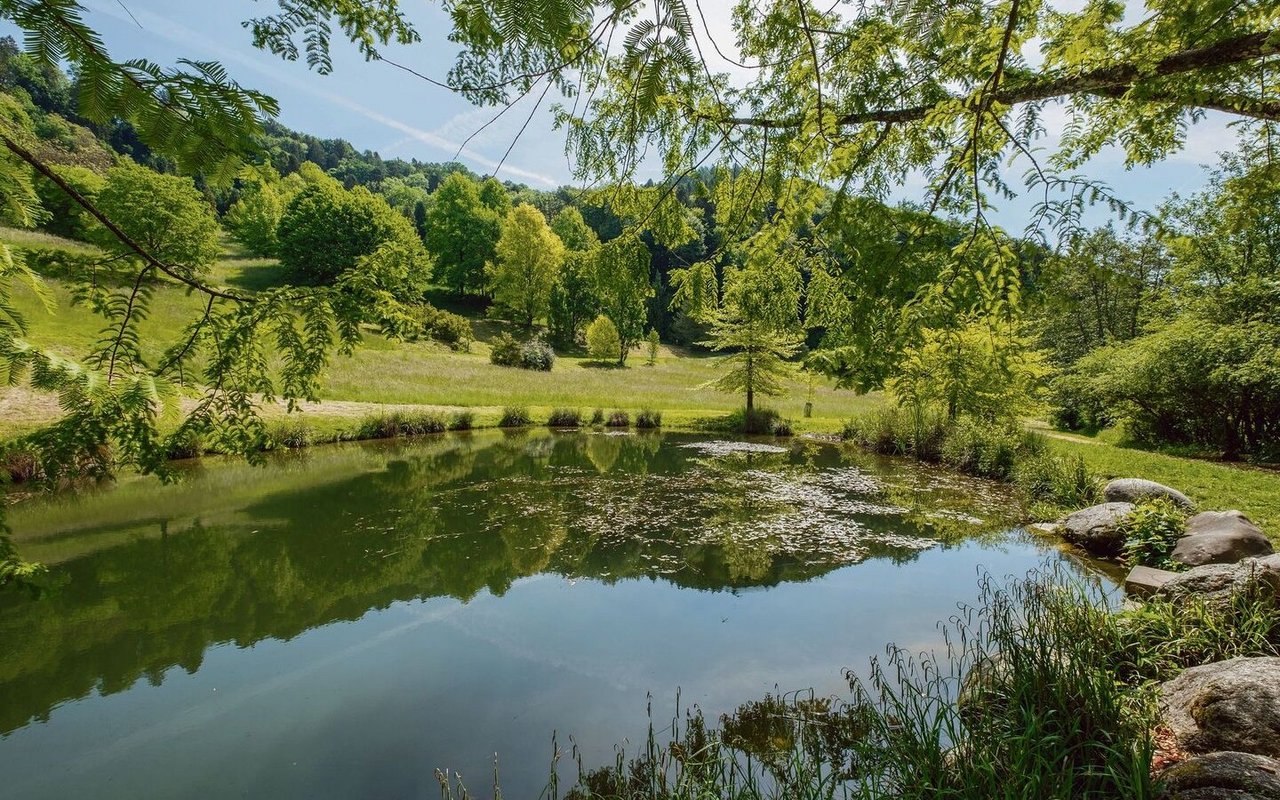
(449, 410, 474, 431)
(268, 420, 315, 450)
(547, 408, 582, 427)
(499, 406, 532, 428)
(1048, 371, 1112, 432)
(586, 315, 622, 362)
(519, 337, 555, 371)
(1119, 498, 1189, 570)
(590, 408, 605, 426)
(635, 409, 662, 429)
(430, 311, 472, 351)
(358, 411, 447, 439)
(771, 418, 794, 437)
(605, 410, 630, 428)
(489, 332, 523, 367)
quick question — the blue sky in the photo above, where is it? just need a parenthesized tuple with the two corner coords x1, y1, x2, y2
(5, 1, 1242, 230)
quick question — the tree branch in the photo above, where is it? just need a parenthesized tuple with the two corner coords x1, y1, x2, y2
(715, 30, 1280, 128)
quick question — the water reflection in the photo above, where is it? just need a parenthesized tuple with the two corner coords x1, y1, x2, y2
(0, 431, 1039, 798)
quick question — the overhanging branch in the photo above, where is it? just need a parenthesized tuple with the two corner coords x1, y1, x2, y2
(716, 30, 1280, 128)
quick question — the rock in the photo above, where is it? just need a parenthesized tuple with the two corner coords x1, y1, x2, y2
(1059, 502, 1135, 557)
(1172, 511, 1274, 567)
(1156, 752, 1280, 800)
(1159, 657, 1280, 758)
(1125, 564, 1180, 599)
(1157, 556, 1280, 607)
(957, 652, 1011, 726)
(1027, 521, 1060, 535)
(1105, 478, 1194, 510)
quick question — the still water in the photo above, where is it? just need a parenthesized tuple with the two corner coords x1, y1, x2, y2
(0, 431, 1105, 799)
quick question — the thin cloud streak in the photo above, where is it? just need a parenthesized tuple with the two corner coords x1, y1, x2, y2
(81, 0, 561, 187)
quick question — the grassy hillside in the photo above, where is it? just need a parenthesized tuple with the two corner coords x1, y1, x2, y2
(0, 227, 878, 436)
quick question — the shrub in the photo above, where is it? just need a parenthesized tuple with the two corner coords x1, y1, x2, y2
(1048, 371, 1112, 432)
(449, 410, 474, 431)
(590, 408, 605, 426)
(635, 409, 662, 429)
(519, 337, 555, 371)
(547, 408, 582, 427)
(499, 406, 532, 427)
(430, 311, 472, 351)
(268, 419, 315, 450)
(605, 410, 630, 428)
(586, 315, 621, 362)
(645, 329, 660, 365)
(771, 418, 794, 437)
(1119, 498, 1189, 570)
(489, 332, 523, 367)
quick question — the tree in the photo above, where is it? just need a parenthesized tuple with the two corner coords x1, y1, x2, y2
(488, 203, 564, 327)
(423, 173, 500, 295)
(592, 234, 652, 364)
(889, 316, 1052, 421)
(645, 329, 660, 365)
(93, 161, 221, 277)
(276, 179, 424, 286)
(33, 163, 104, 241)
(224, 167, 303, 257)
(548, 207, 600, 345)
(699, 256, 805, 413)
(586, 315, 621, 362)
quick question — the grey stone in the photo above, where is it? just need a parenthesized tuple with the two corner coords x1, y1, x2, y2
(1160, 657, 1280, 758)
(1027, 521, 1060, 535)
(1105, 478, 1194, 510)
(1156, 752, 1280, 800)
(1059, 502, 1135, 557)
(1173, 511, 1274, 567)
(1125, 564, 1180, 599)
(1156, 556, 1280, 607)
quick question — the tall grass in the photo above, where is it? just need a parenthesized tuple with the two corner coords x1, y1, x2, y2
(845, 408, 1103, 513)
(545, 567, 1195, 800)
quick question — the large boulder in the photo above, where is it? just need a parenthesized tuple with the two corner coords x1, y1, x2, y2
(1172, 511, 1274, 567)
(1156, 555, 1280, 607)
(1105, 478, 1194, 510)
(1159, 657, 1280, 758)
(1059, 502, 1134, 557)
(1156, 752, 1280, 800)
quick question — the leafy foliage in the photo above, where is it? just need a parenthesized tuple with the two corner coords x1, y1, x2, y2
(489, 203, 564, 326)
(1119, 499, 1189, 571)
(424, 172, 504, 296)
(92, 161, 221, 277)
(277, 174, 424, 285)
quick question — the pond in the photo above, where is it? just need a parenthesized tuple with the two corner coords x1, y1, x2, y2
(0, 431, 1108, 799)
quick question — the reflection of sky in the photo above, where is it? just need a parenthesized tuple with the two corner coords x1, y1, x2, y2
(0, 1, 1235, 230)
(1, 537, 1102, 799)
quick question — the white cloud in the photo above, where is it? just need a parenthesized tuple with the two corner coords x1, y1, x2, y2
(80, 0, 561, 186)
